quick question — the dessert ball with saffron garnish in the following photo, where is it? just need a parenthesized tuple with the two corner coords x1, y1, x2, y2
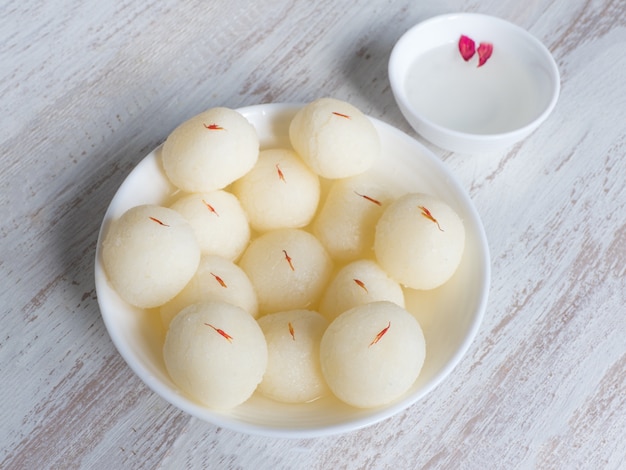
(232, 148, 320, 232)
(239, 228, 333, 314)
(320, 301, 426, 408)
(163, 301, 267, 410)
(257, 309, 329, 404)
(313, 173, 393, 261)
(162, 107, 259, 193)
(160, 254, 259, 328)
(101, 204, 200, 309)
(288, 98, 380, 178)
(375, 193, 466, 290)
(318, 259, 405, 322)
(169, 190, 250, 261)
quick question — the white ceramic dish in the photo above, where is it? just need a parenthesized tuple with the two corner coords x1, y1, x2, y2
(389, 13, 560, 153)
(95, 103, 490, 438)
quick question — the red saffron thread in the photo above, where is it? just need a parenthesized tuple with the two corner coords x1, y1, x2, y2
(282, 250, 295, 271)
(204, 323, 233, 342)
(148, 216, 169, 227)
(354, 191, 382, 206)
(332, 111, 351, 119)
(276, 163, 286, 182)
(353, 278, 368, 293)
(418, 205, 444, 232)
(202, 199, 220, 217)
(210, 272, 227, 288)
(288, 322, 295, 341)
(369, 321, 391, 347)
(203, 123, 224, 130)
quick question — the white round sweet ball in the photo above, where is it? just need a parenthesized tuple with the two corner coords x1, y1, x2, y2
(160, 254, 259, 327)
(319, 259, 405, 322)
(169, 190, 250, 260)
(257, 309, 329, 403)
(101, 204, 200, 309)
(233, 148, 320, 232)
(162, 107, 259, 193)
(320, 301, 426, 408)
(289, 98, 380, 178)
(313, 173, 393, 261)
(163, 301, 267, 410)
(375, 193, 465, 290)
(239, 229, 333, 314)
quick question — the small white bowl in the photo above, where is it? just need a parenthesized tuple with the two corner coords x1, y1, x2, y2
(389, 13, 560, 153)
(95, 103, 490, 438)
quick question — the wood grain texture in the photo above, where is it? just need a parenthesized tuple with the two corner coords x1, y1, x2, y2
(1, 0, 624, 468)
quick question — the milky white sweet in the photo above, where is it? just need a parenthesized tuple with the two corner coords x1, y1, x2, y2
(289, 98, 380, 178)
(160, 254, 259, 327)
(320, 301, 425, 408)
(233, 148, 320, 232)
(257, 309, 329, 403)
(162, 107, 259, 193)
(313, 173, 393, 261)
(169, 190, 250, 260)
(375, 193, 465, 289)
(318, 259, 405, 321)
(163, 301, 267, 410)
(239, 228, 333, 314)
(101, 204, 200, 309)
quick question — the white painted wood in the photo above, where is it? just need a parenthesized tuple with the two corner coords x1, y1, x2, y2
(1, 0, 624, 468)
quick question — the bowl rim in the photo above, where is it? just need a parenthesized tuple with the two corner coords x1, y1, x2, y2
(388, 12, 561, 144)
(95, 102, 491, 438)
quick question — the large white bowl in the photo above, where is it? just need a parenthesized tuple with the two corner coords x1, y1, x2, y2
(95, 103, 490, 438)
(389, 13, 560, 153)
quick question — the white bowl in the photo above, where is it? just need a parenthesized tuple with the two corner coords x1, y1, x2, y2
(95, 103, 490, 438)
(389, 13, 560, 153)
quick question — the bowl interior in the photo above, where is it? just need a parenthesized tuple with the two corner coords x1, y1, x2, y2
(95, 103, 490, 438)
(389, 13, 560, 138)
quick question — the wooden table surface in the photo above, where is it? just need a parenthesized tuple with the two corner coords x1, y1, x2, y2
(2, 0, 625, 468)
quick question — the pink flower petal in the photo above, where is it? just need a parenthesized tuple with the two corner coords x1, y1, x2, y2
(477, 42, 494, 67)
(458, 35, 476, 61)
